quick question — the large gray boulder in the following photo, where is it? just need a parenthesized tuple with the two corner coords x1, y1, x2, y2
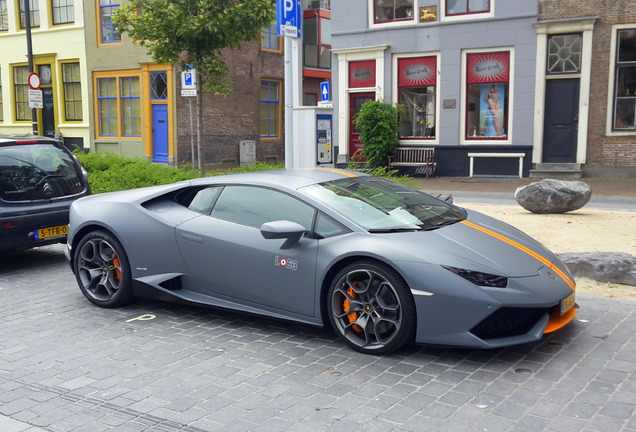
(514, 179, 592, 214)
(557, 252, 636, 286)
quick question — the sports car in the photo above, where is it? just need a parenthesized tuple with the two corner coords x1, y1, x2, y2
(65, 169, 577, 355)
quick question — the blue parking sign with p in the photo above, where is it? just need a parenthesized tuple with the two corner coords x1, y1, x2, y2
(184, 73, 193, 86)
(276, 0, 302, 38)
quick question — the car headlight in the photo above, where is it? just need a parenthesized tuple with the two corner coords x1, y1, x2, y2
(443, 266, 508, 288)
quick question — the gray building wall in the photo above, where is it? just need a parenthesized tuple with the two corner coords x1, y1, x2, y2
(331, 0, 540, 176)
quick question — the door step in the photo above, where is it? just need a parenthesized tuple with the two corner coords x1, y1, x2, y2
(529, 163, 583, 179)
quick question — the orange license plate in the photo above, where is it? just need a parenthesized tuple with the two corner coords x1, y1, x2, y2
(560, 292, 576, 315)
(35, 225, 68, 240)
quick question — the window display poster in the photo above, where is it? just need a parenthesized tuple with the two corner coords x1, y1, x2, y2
(480, 83, 505, 136)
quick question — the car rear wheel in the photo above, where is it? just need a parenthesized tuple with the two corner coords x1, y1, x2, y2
(74, 230, 134, 308)
(328, 261, 416, 355)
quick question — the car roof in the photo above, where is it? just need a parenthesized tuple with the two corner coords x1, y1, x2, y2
(0, 135, 60, 146)
(190, 168, 369, 190)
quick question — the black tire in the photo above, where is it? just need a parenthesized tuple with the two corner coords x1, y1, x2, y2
(73, 230, 134, 308)
(327, 260, 416, 355)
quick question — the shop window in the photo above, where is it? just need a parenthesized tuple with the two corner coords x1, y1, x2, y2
(99, 0, 121, 44)
(465, 51, 509, 140)
(613, 29, 636, 131)
(19, 0, 39, 28)
(51, 0, 74, 25)
(373, 0, 414, 24)
(260, 80, 281, 139)
(398, 56, 437, 139)
(445, 0, 490, 16)
(13, 65, 29, 121)
(261, 22, 281, 52)
(96, 73, 141, 138)
(303, 11, 331, 69)
(0, 0, 8, 31)
(62, 62, 82, 121)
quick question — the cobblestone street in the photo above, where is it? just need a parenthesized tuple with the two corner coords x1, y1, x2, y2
(1, 245, 635, 431)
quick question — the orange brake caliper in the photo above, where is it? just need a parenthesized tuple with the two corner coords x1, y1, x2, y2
(112, 256, 121, 280)
(343, 287, 363, 333)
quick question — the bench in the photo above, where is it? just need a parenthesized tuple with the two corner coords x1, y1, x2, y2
(388, 147, 436, 178)
(467, 152, 525, 178)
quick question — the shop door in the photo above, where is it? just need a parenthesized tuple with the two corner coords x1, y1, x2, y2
(542, 79, 579, 163)
(349, 92, 375, 159)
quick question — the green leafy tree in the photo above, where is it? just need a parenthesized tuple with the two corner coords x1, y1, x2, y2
(114, 0, 276, 169)
(354, 100, 402, 168)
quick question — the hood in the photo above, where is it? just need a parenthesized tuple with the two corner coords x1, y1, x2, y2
(387, 209, 563, 278)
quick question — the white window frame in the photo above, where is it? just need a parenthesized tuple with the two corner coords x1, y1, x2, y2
(459, 47, 514, 145)
(440, 0, 494, 23)
(393, 52, 441, 146)
(606, 24, 636, 137)
(367, 0, 416, 30)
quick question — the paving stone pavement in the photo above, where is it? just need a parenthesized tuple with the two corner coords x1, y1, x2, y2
(1, 245, 635, 432)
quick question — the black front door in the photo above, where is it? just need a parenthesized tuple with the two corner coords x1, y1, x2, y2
(542, 78, 579, 163)
(41, 87, 55, 138)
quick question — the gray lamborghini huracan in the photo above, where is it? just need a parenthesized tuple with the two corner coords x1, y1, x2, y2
(66, 169, 577, 355)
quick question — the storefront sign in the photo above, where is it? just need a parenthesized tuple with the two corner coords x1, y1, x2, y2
(467, 52, 510, 84)
(349, 60, 376, 88)
(420, 6, 437, 22)
(398, 57, 436, 87)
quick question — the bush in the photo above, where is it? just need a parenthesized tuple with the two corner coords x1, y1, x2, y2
(74, 151, 285, 194)
(354, 100, 402, 168)
(74, 151, 416, 194)
(74, 152, 200, 194)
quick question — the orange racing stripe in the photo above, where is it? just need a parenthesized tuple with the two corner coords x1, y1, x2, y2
(296, 168, 358, 177)
(460, 220, 576, 291)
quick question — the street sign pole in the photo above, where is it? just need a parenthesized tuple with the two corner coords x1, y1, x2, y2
(278, 0, 303, 168)
(24, 0, 38, 135)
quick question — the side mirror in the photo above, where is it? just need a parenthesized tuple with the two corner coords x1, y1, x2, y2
(260, 220, 307, 249)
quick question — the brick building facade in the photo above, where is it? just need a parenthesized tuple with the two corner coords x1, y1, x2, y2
(538, 0, 636, 176)
(175, 41, 285, 167)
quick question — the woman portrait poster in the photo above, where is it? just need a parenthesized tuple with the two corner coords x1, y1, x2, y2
(480, 83, 505, 136)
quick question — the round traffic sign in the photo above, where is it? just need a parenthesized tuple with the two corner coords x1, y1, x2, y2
(28, 73, 41, 90)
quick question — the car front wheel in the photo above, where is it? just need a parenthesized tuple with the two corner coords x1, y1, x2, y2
(74, 230, 134, 308)
(328, 261, 416, 355)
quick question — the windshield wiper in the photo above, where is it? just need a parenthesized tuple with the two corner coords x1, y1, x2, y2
(422, 219, 463, 231)
(368, 226, 422, 233)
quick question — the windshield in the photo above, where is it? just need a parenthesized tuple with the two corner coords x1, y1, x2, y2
(300, 176, 466, 231)
(0, 143, 85, 202)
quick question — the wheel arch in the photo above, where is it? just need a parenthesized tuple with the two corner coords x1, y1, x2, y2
(318, 255, 414, 330)
(69, 224, 122, 272)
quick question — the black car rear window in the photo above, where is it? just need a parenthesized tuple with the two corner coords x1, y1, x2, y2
(0, 143, 85, 202)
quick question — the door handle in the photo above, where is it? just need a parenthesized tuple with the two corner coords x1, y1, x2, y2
(180, 232, 203, 244)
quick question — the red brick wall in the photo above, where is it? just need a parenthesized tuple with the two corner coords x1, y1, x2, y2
(540, 0, 636, 168)
(175, 40, 285, 166)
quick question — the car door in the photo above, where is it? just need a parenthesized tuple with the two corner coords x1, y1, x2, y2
(175, 185, 319, 317)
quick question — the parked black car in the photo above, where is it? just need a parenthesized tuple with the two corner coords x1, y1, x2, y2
(0, 136, 90, 252)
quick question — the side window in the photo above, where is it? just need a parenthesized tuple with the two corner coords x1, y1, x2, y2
(211, 186, 315, 230)
(188, 187, 221, 214)
(315, 213, 348, 239)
